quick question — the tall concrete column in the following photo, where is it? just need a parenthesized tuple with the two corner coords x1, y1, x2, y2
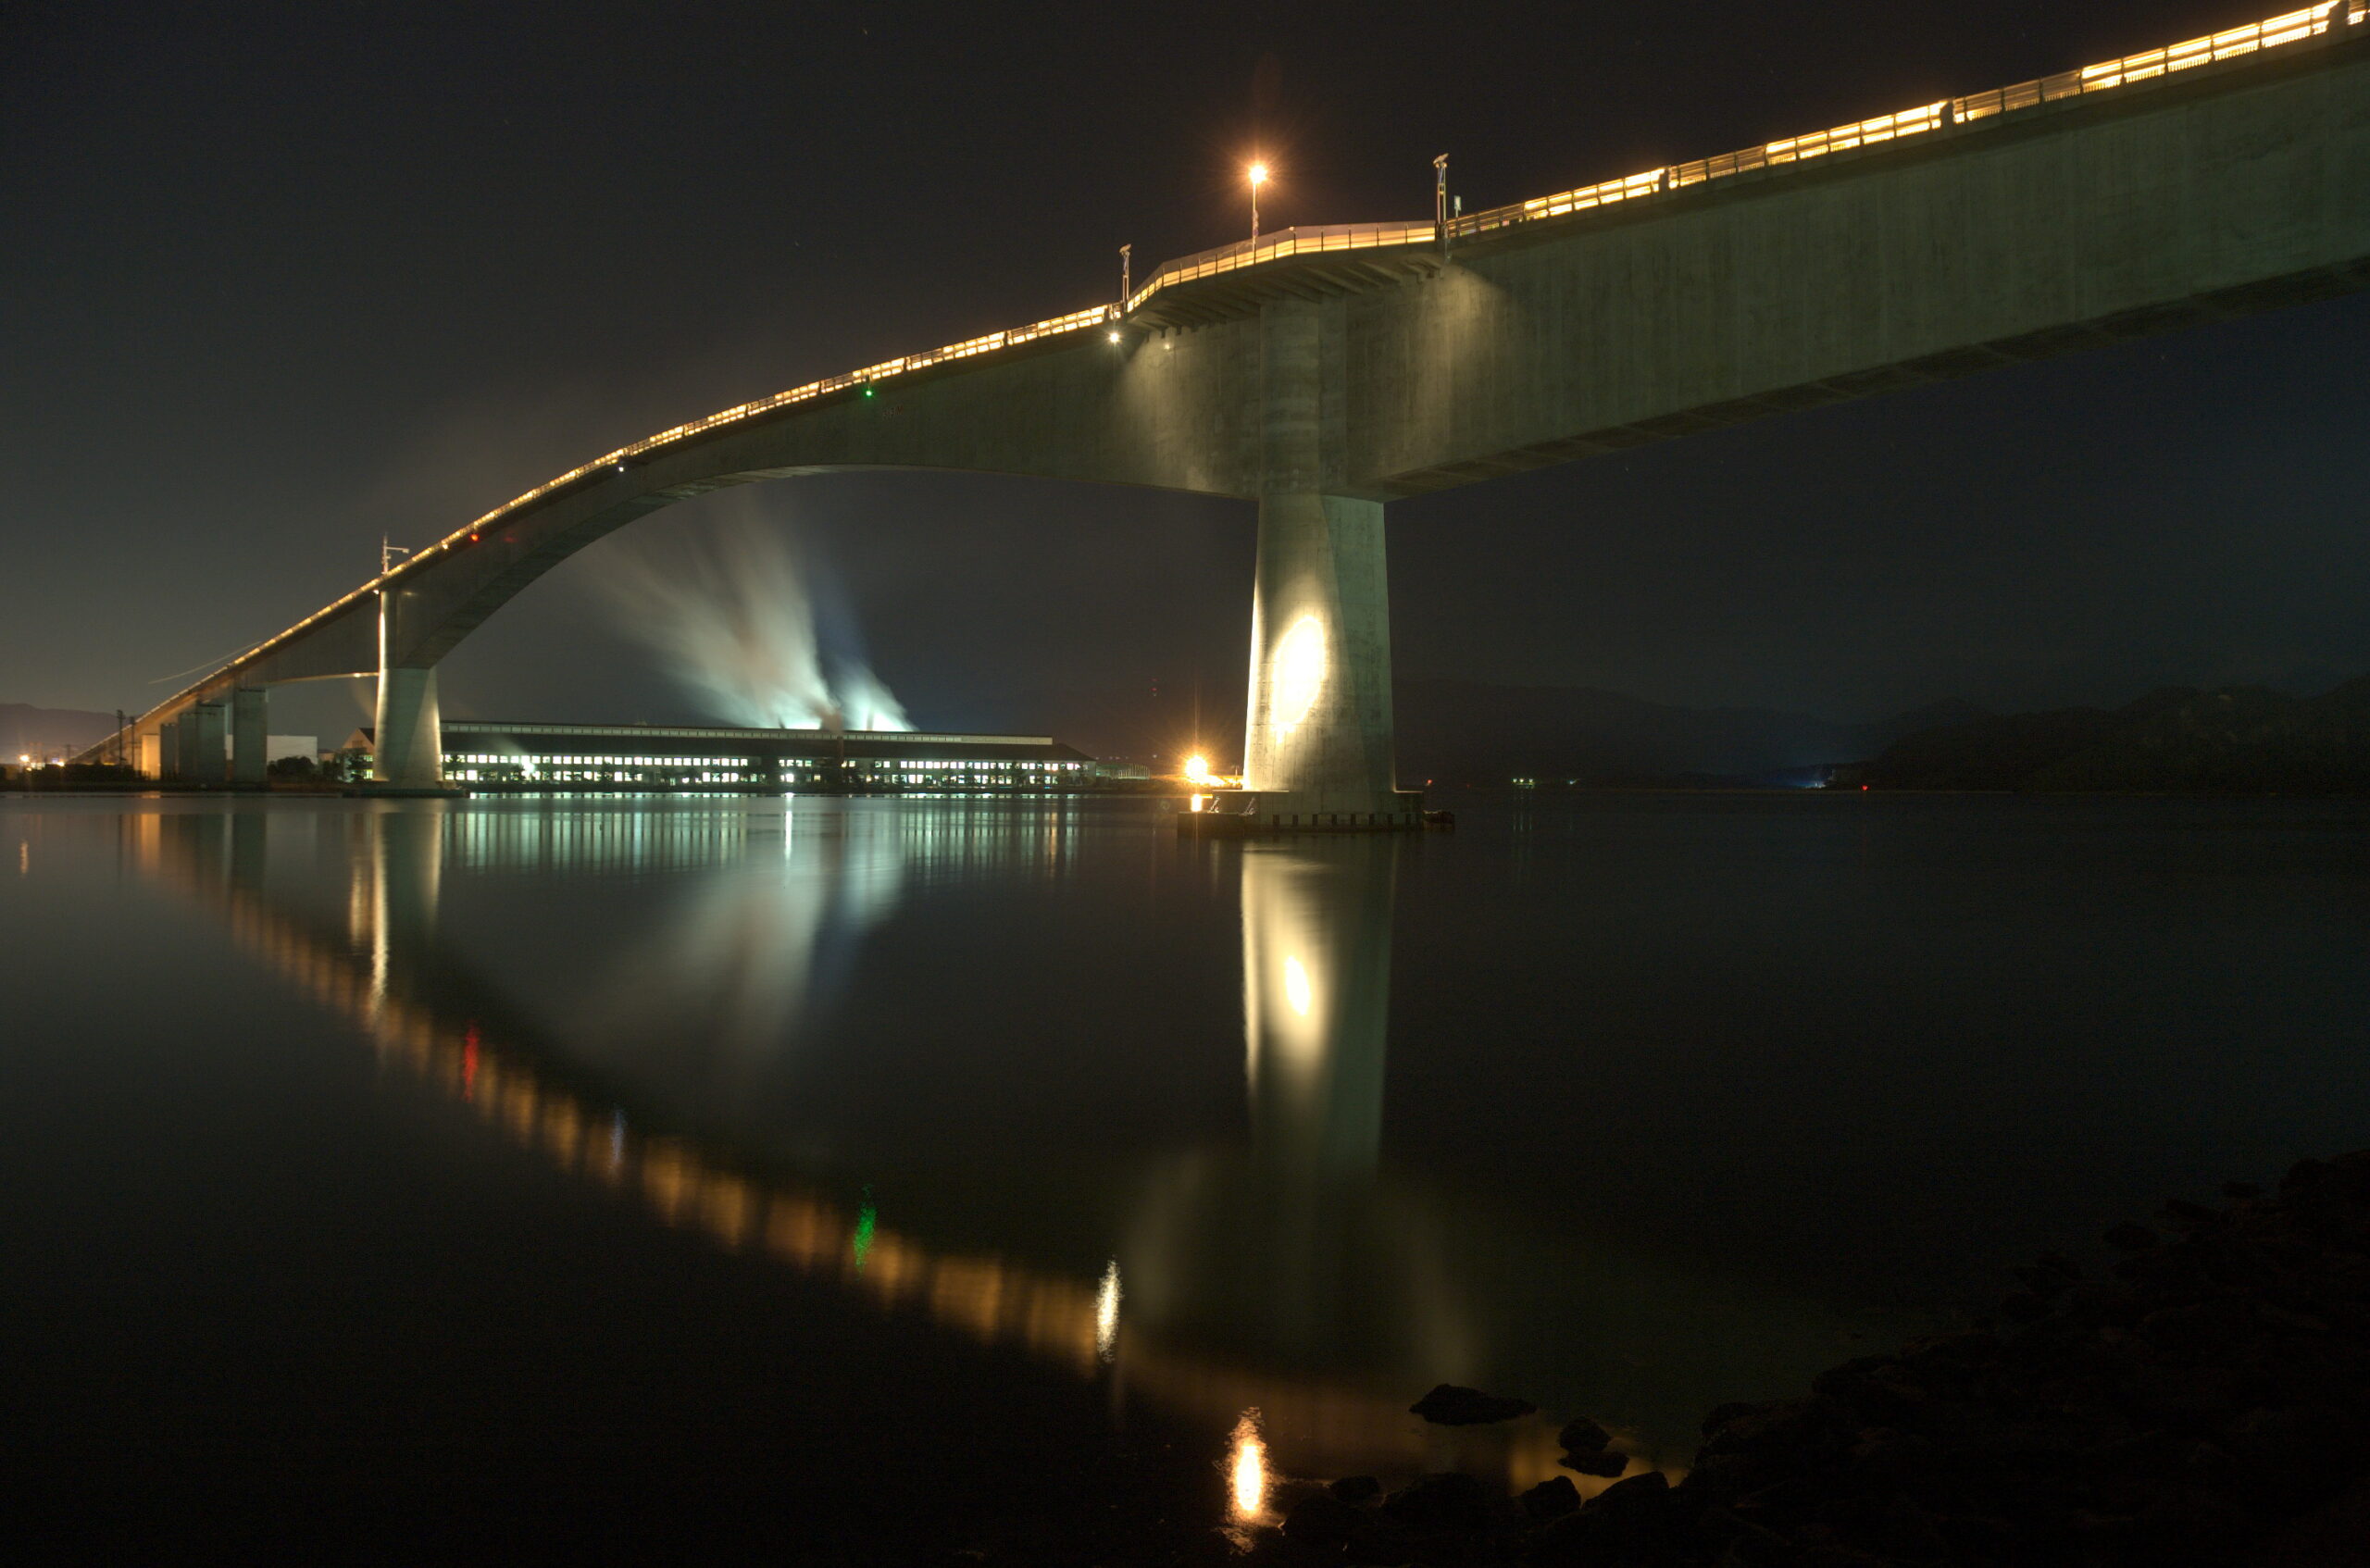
(231, 687, 268, 785)
(1241, 303, 1408, 823)
(371, 666, 443, 787)
(178, 702, 229, 787)
(156, 722, 180, 782)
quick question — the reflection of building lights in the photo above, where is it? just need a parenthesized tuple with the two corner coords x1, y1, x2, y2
(1095, 1258, 1122, 1362)
(1228, 1409, 1269, 1522)
(1282, 956, 1313, 1018)
(1268, 616, 1328, 740)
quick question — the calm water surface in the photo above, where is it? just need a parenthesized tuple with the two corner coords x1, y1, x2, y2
(5, 791, 2367, 1561)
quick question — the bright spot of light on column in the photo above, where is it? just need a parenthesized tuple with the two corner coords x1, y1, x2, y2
(1268, 616, 1328, 740)
(1095, 1258, 1122, 1362)
(1228, 1410, 1269, 1522)
(1282, 955, 1313, 1017)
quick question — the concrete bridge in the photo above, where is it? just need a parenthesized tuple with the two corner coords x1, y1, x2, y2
(109, 4, 2370, 821)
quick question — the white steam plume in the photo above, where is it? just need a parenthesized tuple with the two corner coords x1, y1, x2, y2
(591, 494, 912, 732)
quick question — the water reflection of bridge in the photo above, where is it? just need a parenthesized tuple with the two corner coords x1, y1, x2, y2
(127, 798, 1893, 1494)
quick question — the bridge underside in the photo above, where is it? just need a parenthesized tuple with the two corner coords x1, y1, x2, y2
(110, 21, 2370, 812)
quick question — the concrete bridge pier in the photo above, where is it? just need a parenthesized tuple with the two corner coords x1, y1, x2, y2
(231, 687, 268, 785)
(371, 666, 444, 788)
(1238, 303, 1416, 828)
(174, 702, 228, 786)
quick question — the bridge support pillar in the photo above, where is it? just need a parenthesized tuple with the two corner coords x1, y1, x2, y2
(156, 722, 180, 782)
(1238, 303, 1414, 827)
(371, 666, 443, 788)
(231, 687, 268, 786)
(175, 703, 229, 786)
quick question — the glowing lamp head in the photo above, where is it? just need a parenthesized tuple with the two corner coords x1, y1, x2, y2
(1107, 330, 1122, 344)
(1247, 162, 1269, 188)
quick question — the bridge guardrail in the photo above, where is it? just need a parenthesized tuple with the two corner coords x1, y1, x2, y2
(1123, 222, 1439, 315)
(1956, 4, 2339, 120)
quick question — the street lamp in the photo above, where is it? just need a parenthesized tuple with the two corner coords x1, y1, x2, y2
(1247, 161, 1269, 243)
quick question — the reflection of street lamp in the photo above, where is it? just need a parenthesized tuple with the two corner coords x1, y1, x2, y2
(1247, 161, 1269, 243)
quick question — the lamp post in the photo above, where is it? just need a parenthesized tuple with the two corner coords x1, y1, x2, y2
(1434, 154, 1450, 255)
(1248, 161, 1268, 243)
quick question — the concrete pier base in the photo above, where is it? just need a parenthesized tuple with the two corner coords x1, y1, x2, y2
(231, 688, 268, 785)
(175, 703, 228, 786)
(371, 666, 444, 788)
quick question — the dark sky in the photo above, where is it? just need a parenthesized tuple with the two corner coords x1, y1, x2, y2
(6, 0, 2365, 749)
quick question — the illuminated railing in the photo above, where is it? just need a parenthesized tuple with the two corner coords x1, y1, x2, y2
(1121, 221, 1438, 315)
(1956, 3, 2339, 119)
(1455, 168, 1666, 237)
(109, 0, 2355, 756)
(1667, 102, 1950, 190)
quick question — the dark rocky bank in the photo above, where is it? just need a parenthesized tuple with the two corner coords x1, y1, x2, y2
(1229, 1149, 2370, 1568)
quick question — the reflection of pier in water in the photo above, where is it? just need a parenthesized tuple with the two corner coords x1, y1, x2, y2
(130, 802, 1568, 1490)
(128, 800, 1893, 1492)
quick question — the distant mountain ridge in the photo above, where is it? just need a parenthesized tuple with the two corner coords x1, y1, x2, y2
(1393, 679, 1984, 787)
(1862, 678, 2370, 793)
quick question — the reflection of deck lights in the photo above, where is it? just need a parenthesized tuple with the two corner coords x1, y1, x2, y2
(1095, 1259, 1122, 1362)
(1229, 1410, 1269, 1521)
(1268, 616, 1328, 740)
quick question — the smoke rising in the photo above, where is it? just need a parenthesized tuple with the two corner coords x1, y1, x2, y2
(591, 492, 913, 732)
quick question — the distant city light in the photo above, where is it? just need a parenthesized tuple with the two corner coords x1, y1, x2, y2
(1106, 330, 1121, 343)
(1184, 753, 1212, 784)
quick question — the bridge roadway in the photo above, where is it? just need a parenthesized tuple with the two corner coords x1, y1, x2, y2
(109, 4, 2370, 821)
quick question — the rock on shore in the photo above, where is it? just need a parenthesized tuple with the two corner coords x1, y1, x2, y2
(1253, 1149, 2370, 1567)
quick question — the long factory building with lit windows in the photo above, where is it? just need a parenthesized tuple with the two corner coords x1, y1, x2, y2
(345, 720, 1144, 792)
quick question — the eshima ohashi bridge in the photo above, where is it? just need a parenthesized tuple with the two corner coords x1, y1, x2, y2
(100, 4, 2370, 828)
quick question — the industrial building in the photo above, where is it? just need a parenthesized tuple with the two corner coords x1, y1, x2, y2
(343, 720, 1143, 792)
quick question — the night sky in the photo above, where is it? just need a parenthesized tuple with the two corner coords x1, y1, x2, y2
(6, 1, 2366, 752)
